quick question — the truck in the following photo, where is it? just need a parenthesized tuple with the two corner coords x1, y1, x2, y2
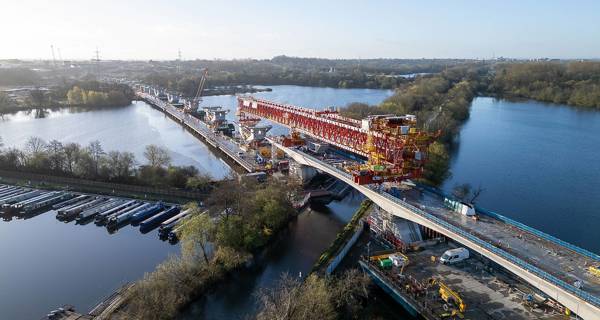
(439, 247, 470, 264)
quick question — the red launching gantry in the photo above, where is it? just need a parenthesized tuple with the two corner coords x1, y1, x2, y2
(237, 96, 437, 185)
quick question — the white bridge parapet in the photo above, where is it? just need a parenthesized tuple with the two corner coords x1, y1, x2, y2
(268, 138, 600, 320)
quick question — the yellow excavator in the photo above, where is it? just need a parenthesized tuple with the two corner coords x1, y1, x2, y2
(428, 278, 466, 319)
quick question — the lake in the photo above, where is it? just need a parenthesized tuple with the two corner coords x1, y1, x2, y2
(443, 97, 600, 254)
(0, 85, 393, 320)
(0, 85, 392, 180)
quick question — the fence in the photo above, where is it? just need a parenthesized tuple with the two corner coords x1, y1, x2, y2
(419, 184, 600, 262)
(0, 170, 208, 201)
(325, 220, 364, 275)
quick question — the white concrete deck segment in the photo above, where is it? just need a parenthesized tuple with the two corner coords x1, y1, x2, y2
(269, 138, 600, 320)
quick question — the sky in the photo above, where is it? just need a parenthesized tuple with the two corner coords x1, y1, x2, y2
(1, 0, 599, 60)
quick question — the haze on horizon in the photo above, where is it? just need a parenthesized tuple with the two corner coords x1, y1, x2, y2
(1, 0, 599, 61)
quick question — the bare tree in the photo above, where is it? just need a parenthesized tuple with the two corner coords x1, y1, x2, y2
(87, 140, 105, 176)
(452, 183, 472, 202)
(144, 144, 171, 168)
(46, 139, 65, 171)
(469, 185, 485, 203)
(257, 274, 336, 320)
(452, 183, 484, 204)
(118, 151, 136, 178)
(63, 142, 81, 174)
(25, 136, 47, 155)
(2, 147, 26, 168)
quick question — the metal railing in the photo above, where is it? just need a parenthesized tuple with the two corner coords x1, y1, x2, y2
(299, 151, 600, 307)
(139, 93, 255, 172)
(418, 184, 600, 263)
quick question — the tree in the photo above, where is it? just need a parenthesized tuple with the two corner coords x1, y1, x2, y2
(87, 140, 105, 176)
(257, 274, 336, 320)
(452, 183, 484, 204)
(25, 136, 47, 155)
(179, 202, 214, 264)
(0, 147, 26, 168)
(46, 139, 65, 171)
(0, 92, 15, 112)
(144, 144, 171, 168)
(63, 142, 81, 174)
(29, 89, 47, 107)
(66, 86, 85, 105)
(423, 142, 451, 186)
(102, 151, 136, 179)
(186, 173, 212, 190)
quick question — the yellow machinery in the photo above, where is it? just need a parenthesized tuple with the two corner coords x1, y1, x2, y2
(428, 278, 466, 318)
(259, 147, 284, 159)
(589, 265, 600, 278)
(345, 114, 439, 185)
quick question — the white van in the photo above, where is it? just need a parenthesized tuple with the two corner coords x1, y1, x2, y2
(440, 247, 469, 264)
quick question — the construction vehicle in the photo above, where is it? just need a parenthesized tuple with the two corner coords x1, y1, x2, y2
(184, 68, 208, 113)
(428, 278, 466, 318)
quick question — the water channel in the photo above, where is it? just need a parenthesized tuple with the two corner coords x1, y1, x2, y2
(2, 89, 598, 319)
(0, 85, 392, 320)
(443, 97, 600, 254)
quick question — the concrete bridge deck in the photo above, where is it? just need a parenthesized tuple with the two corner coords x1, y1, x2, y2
(269, 138, 600, 319)
(136, 92, 255, 173)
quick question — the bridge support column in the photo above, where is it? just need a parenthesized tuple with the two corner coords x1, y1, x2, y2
(291, 163, 318, 184)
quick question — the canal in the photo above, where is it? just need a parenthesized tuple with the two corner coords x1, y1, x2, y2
(0, 85, 392, 320)
(443, 97, 600, 254)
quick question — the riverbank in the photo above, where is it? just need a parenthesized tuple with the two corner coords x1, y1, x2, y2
(110, 178, 299, 319)
(311, 200, 371, 275)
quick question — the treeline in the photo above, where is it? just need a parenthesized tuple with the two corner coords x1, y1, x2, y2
(117, 178, 299, 319)
(60, 80, 134, 107)
(0, 137, 211, 190)
(256, 270, 371, 320)
(142, 57, 474, 93)
(340, 64, 490, 185)
(0, 92, 16, 111)
(489, 61, 600, 108)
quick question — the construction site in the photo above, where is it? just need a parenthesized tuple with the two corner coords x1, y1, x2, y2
(129, 76, 600, 319)
(360, 241, 570, 320)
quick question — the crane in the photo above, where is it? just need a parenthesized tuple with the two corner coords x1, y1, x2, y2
(184, 68, 209, 113)
(428, 278, 466, 318)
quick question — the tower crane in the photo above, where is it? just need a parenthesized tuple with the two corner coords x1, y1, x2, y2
(184, 68, 209, 113)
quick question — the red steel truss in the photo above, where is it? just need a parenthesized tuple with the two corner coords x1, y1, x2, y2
(237, 96, 434, 184)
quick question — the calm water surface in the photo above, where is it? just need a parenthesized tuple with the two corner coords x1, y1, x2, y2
(181, 192, 365, 319)
(0, 211, 180, 320)
(0, 85, 391, 179)
(0, 85, 392, 319)
(443, 97, 600, 254)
